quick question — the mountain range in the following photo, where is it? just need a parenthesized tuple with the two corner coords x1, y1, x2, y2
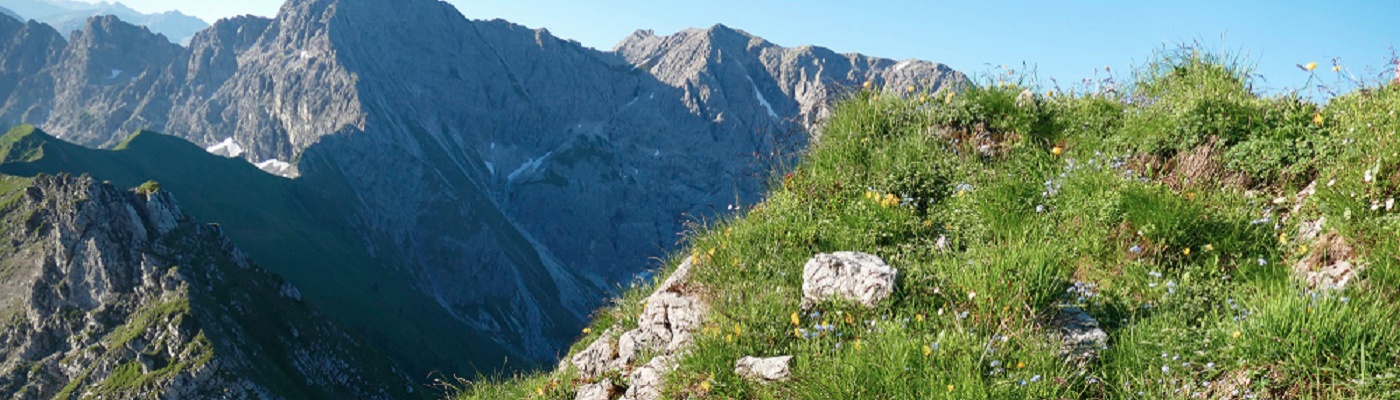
(0, 0, 208, 44)
(0, 0, 967, 395)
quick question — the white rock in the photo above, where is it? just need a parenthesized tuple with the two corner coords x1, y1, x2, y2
(801, 252, 898, 308)
(734, 356, 793, 382)
(574, 379, 614, 400)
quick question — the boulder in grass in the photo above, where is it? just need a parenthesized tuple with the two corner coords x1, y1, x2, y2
(734, 356, 793, 383)
(801, 252, 898, 308)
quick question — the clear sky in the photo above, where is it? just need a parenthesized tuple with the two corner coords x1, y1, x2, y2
(80, 0, 1399, 96)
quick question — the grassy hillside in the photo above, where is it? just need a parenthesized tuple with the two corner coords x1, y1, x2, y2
(458, 49, 1400, 399)
(0, 126, 518, 384)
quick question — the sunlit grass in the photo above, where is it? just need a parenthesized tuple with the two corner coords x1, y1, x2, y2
(456, 47, 1400, 399)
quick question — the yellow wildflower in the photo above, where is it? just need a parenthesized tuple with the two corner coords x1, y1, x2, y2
(854, 338, 862, 350)
(947, 384, 955, 392)
(1333, 64, 1342, 72)
(536, 387, 544, 396)
(726, 333, 734, 343)
(923, 344, 933, 357)
(794, 327, 802, 337)
(1183, 247, 1191, 256)
(1298, 244, 1309, 254)
(707, 248, 715, 257)
(1232, 330, 1242, 339)
(791, 311, 801, 327)
(700, 380, 712, 392)
(1016, 361, 1025, 369)
(863, 80, 873, 89)
(915, 313, 925, 322)
(1302, 62, 1318, 71)
(1051, 146, 1063, 156)
(945, 91, 956, 104)
(920, 95, 927, 103)
(1205, 244, 1214, 252)
(923, 219, 934, 228)
(582, 327, 592, 334)
(1313, 113, 1324, 126)
(908, 86, 916, 93)
(734, 324, 742, 336)
(845, 313, 853, 325)
(1279, 232, 1289, 244)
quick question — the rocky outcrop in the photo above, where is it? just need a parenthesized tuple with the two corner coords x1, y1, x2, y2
(567, 257, 708, 399)
(0, 0, 967, 373)
(734, 356, 793, 383)
(801, 252, 899, 308)
(0, 175, 412, 399)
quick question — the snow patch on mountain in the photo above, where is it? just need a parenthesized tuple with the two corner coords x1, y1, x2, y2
(205, 137, 244, 157)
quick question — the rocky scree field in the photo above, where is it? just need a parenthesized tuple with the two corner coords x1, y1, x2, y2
(453, 49, 1400, 399)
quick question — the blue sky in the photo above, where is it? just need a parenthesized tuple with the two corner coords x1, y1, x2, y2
(84, 0, 1399, 96)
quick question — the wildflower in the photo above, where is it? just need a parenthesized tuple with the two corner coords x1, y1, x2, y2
(907, 86, 916, 93)
(945, 91, 956, 104)
(1204, 244, 1214, 252)
(1232, 330, 1241, 339)
(1298, 244, 1309, 254)
(1017, 361, 1025, 369)
(725, 333, 734, 343)
(923, 219, 934, 228)
(923, 344, 933, 357)
(1257, 258, 1267, 266)
(1130, 245, 1143, 253)
(915, 313, 925, 322)
(1031, 375, 1042, 383)
(1333, 64, 1342, 72)
(968, 291, 977, 301)
(1313, 113, 1324, 126)
(1183, 247, 1191, 256)
(854, 338, 862, 350)
(582, 327, 592, 334)
(791, 311, 800, 327)
(536, 387, 544, 396)
(863, 80, 873, 89)
(1300, 62, 1318, 72)
(947, 384, 955, 392)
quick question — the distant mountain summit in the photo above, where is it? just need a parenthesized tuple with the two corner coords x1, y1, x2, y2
(0, 0, 207, 44)
(0, 0, 969, 386)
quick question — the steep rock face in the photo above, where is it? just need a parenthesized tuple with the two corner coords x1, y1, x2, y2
(0, 175, 412, 399)
(0, 0, 968, 370)
(615, 25, 965, 131)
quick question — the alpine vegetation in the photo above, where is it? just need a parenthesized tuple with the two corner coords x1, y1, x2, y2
(455, 48, 1400, 399)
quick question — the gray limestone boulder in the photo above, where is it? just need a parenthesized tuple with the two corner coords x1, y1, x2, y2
(801, 252, 898, 308)
(1053, 306, 1108, 365)
(734, 356, 793, 383)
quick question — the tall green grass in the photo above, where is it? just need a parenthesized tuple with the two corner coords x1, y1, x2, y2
(457, 48, 1400, 399)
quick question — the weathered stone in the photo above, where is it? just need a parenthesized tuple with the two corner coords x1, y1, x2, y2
(734, 356, 793, 382)
(1053, 306, 1108, 365)
(1294, 231, 1364, 291)
(621, 355, 675, 400)
(570, 330, 618, 380)
(574, 379, 615, 400)
(801, 252, 898, 308)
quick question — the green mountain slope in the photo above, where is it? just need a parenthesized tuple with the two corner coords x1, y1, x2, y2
(0, 125, 520, 381)
(460, 50, 1400, 399)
